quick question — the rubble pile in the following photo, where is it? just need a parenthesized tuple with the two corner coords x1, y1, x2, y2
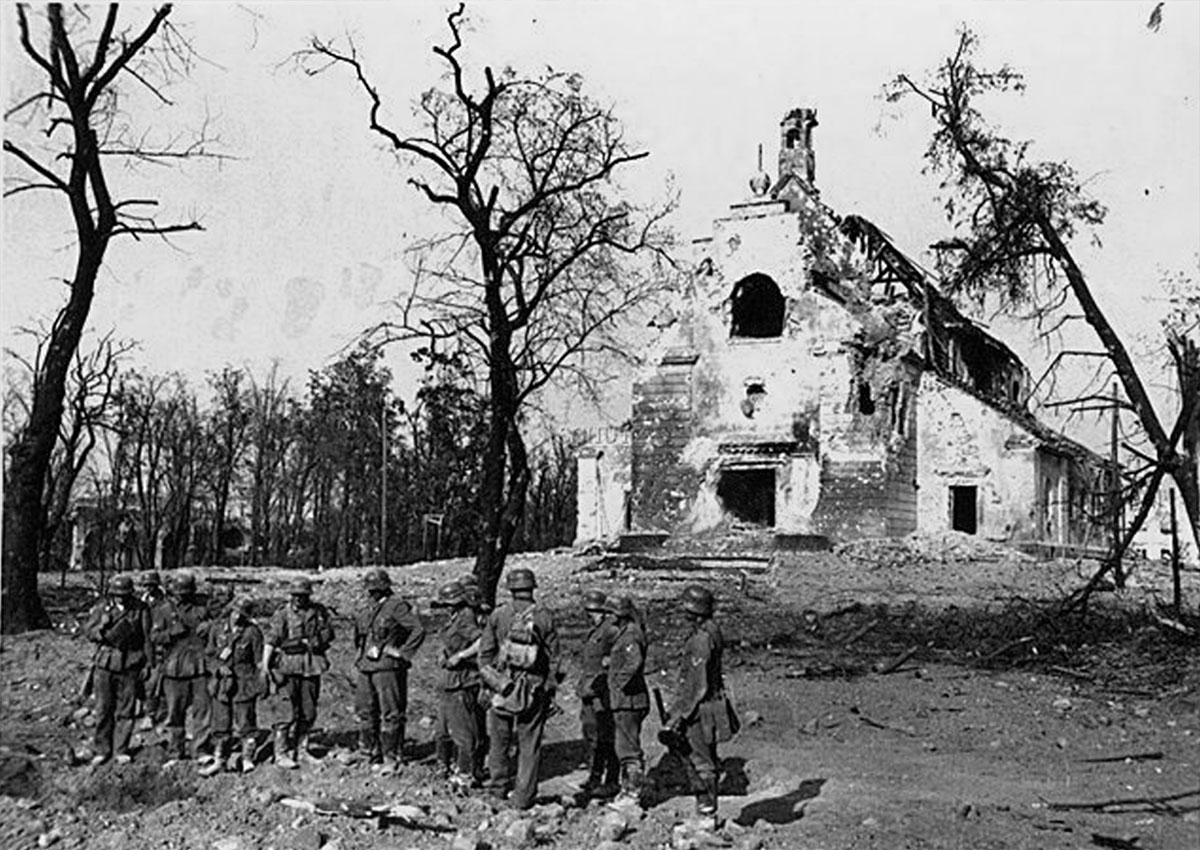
(834, 531, 1033, 570)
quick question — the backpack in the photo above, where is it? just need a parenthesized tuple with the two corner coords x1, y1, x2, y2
(499, 605, 541, 671)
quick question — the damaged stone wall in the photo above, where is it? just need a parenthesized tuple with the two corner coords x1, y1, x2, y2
(630, 352, 701, 532)
(916, 373, 1042, 541)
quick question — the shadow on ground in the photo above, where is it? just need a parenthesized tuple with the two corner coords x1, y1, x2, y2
(734, 778, 826, 826)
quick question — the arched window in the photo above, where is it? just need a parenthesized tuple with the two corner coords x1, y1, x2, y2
(730, 274, 785, 338)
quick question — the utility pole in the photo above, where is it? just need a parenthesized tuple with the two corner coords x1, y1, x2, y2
(1110, 381, 1124, 588)
(380, 400, 388, 566)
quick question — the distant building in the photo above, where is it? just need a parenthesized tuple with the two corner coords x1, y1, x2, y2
(577, 107, 1112, 551)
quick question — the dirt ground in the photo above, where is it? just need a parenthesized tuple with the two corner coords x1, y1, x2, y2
(2, 532, 1199, 850)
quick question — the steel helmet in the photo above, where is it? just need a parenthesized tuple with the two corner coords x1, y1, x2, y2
(234, 596, 255, 616)
(607, 595, 638, 620)
(505, 568, 536, 591)
(363, 568, 392, 591)
(681, 585, 714, 617)
(289, 577, 314, 596)
(108, 575, 135, 596)
(583, 589, 608, 613)
(170, 571, 197, 594)
(433, 581, 466, 607)
(140, 571, 161, 588)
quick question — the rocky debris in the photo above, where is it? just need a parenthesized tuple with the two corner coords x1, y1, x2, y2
(834, 531, 1032, 569)
(211, 838, 250, 850)
(597, 808, 630, 841)
(450, 829, 486, 850)
(671, 818, 732, 849)
(289, 825, 324, 850)
(502, 818, 535, 846)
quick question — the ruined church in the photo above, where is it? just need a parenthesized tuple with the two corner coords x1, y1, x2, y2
(576, 108, 1111, 550)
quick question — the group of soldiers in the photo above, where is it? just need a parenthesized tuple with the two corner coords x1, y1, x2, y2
(83, 565, 732, 816)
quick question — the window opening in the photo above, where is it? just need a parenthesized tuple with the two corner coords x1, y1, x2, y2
(730, 274, 785, 338)
(950, 485, 977, 534)
(857, 382, 875, 415)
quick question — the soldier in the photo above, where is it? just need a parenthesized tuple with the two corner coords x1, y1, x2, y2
(139, 571, 165, 606)
(667, 585, 729, 822)
(578, 588, 619, 797)
(351, 568, 425, 773)
(607, 595, 649, 805)
(138, 571, 168, 729)
(432, 580, 483, 787)
(478, 568, 561, 810)
(83, 575, 152, 766)
(201, 597, 264, 775)
(150, 571, 211, 766)
(262, 577, 335, 770)
(192, 583, 234, 757)
(457, 573, 491, 780)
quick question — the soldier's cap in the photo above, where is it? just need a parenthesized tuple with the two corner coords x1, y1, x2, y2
(108, 575, 135, 596)
(139, 571, 162, 587)
(170, 571, 197, 593)
(288, 577, 314, 596)
(458, 574, 480, 589)
(234, 596, 255, 615)
(583, 589, 608, 612)
(432, 581, 466, 607)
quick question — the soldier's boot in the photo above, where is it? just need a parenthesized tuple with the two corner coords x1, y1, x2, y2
(695, 775, 718, 824)
(273, 728, 298, 770)
(239, 736, 257, 773)
(377, 727, 403, 776)
(162, 725, 187, 768)
(296, 732, 320, 765)
(199, 737, 229, 776)
(113, 719, 134, 763)
(435, 737, 454, 778)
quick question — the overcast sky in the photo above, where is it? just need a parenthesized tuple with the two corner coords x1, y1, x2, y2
(3, 1, 1197, 430)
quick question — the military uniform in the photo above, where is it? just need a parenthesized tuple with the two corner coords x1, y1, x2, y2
(608, 598, 649, 801)
(479, 569, 561, 810)
(84, 578, 152, 764)
(138, 573, 167, 726)
(434, 582, 482, 783)
(150, 575, 212, 762)
(670, 586, 728, 818)
(578, 594, 619, 792)
(264, 582, 335, 767)
(205, 601, 265, 773)
(353, 571, 425, 768)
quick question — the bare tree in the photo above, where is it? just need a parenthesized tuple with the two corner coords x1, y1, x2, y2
(304, 4, 674, 602)
(204, 367, 250, 565)
(887, 28, 1200, 606)
(2, 4, 219, 632)
(4, 329, 132, 578)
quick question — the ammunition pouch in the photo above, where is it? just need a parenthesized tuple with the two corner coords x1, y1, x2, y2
(278, 640, 307, 656)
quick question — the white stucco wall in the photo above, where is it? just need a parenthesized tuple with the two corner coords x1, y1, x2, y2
(916, 373, 1041, 541)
